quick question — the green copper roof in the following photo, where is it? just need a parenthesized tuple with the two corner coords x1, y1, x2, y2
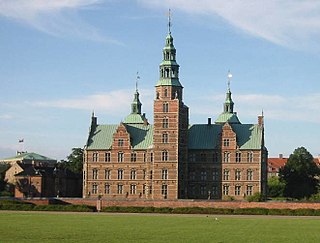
(1, 152, 56, 162)
(86, 124, 153, 150)
(160, 60, 179, 66)
(123, 113, 145, 124)
(231, 124, 263, 149)
(188, 125, 222, 149)
(156, 78, 182, 87)
(188, 124, 263, 150)
(215, 112, 241, 124)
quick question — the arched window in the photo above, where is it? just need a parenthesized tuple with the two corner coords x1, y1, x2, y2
(223, 169, 230, 180)
(162, 117, 169, 128)
(223, 152, 230, 163)
(163, 103, 169, 112)
(235, 169, 241, 180)
(162, 150, 168, 161)
(162, 133, 169, 143)
(117, 169, 123, 180)
(162, 169, 168, 180)
(130, 170, 136, 180)
(247, 169, 253, 180)
(164, 89, 168, 97)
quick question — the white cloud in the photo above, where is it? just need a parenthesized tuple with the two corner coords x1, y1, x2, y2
(0, 0, 118, 42)
(31, 89, 154, 116)
(139, 0, 320, 50)
(0, 114, 13, 120)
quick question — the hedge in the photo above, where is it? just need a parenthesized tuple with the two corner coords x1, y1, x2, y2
(0, 200, 94, 212)
(101, 206, 320, 216)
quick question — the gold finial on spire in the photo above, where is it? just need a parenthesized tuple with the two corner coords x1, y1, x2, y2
(136, 71, 140, 92)
(167, 9, 172, 34)
(227, 70, 232, 91)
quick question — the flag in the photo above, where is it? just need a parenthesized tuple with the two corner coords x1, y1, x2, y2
(19, 139, 24, 143)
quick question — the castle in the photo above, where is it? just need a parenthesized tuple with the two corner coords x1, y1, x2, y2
(83, 19, 268, 200)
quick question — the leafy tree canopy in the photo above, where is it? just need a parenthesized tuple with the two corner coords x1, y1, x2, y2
(61, 148, 83, 174)
(267, 176, 285, 197)
(279, 147, 320, 199)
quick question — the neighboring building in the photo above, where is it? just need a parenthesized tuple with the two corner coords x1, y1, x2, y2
(1, 152, 82, 197)
(267, 154, 287, 178)
(268, 154, 320, 178)
(14, 164, 82, 198)
(83, 21, 268, 200)
(2, 152, 56, 184)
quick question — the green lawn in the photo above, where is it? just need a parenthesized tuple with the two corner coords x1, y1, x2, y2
(0, 212, 319, 242)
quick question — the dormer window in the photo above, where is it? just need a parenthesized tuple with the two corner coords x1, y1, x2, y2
(118, 139, 124, 147)
(223, 139, 230, 147)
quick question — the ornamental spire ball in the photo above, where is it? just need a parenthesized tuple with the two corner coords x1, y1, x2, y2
(227, 70, 232, 90)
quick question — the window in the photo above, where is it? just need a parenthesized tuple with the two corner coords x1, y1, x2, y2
(118, 139, 124, 147)
(162, 184, 168, 199)
(131, 152, 137, 162)
(236, 152, 241, 162)
(118, 152, 124, 162)
(105, 184, 110, 194)
(247, 169, 253, 180)
(248, 152, 254, 162)
(200, 171, 207, 181)
(223, 184, 229, 195)
(223, 169, 230, 180)
(150, 170, 153, 179)
(246, 185, 253, 196)
(162, 169, 168, 180)
(105, 152, 111, 162)
(224, 152, 230, 163)
(164, 89, 168, 97)
(130, 184, 136, 194)
(235, 169, 241, 180)
(223, 139, 230, 147)
(130, 170, 136, 180)
(143, 184, 146, 194)
(93, 152, 98, 162)
(118, 169, 123, 180)
(189, 171, 196, 180)
(162, 150, 168, 161)
(163, 117, 169, 128)
(213, 152, 219, 163)
(163, 103, 169, 112)
(143, 153, 146, 162)
(92, 184, 98, 194)
(149, 185, 152, 194)
(212, 170, 218, 181)
(162, 133, 169, 143)
(117, 184, 123, 194)
(200, 185, 206, 195)
(189, 153, 196, 162)
(143, 169, 146, 180)
(235, 185, 241, 196)
(92, 169, 98, 180)
(150, 153, 153, 162)
(200, 153, 207, 162)
(189, 186, 196, 196)
(212, 186, 218, 196)
(105, 169, 111, 180)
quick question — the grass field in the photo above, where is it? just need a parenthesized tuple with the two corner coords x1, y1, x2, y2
(0, 212, 320, 242)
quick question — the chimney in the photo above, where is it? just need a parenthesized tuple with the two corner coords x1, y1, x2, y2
(207, 118, 211, 125)
(279, 154, 283, 159)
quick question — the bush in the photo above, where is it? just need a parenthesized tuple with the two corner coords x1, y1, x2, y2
(233, 208, 268, 215)
(222, 196, 235, 201)
(309, 193, 320, 202)
(247, 192, 265, 202)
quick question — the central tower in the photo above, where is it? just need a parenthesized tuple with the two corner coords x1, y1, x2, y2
(153, 12, 189, 199)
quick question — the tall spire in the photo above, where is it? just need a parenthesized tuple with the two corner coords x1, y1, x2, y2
(132, 73, 142, 114)
(156, 9, 182, 87)
(224, 71, 234, 113)
(168, 9, 172, 34)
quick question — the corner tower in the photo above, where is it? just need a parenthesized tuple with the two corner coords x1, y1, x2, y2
(153, 11, 189, 199)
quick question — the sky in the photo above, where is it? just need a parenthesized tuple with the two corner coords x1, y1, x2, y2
(0, 0, 319, 160)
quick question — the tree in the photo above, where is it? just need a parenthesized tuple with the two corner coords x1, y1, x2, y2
(267, 176, 285, 197)
(62, 148, 84, 174)
(279, 147, 320, 199)
(0, 163, 10, 193)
